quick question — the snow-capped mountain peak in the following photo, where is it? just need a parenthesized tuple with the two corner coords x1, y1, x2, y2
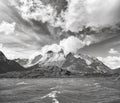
(15, 50, 112, 74)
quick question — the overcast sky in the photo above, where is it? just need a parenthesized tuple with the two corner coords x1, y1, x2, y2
(0, 0, 120, 69)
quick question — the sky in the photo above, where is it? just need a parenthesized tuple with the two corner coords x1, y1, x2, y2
(0, 0, 120, 69)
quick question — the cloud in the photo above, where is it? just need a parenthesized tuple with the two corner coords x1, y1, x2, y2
(82, 35, 97, 45)
(15, 0, 58, 25)
(0, 21, 16, 35)
(0, 0, 119, 60)
(109, 48, 119, 55)
(15, 0, 120, 32)
(60, 36, 85, 55)
(40, 44, 62, 55)
(0, 43, 39, 59)
(97, 48, 120, 69)
(63, 0, 120, 32)
(40, 36, 92, 56)
(12, 0, 120, 48)
(98, 56, 120, 69)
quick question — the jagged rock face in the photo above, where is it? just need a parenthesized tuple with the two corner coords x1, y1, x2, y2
(37, 50, 65, 67)
(31, 54, 42, 64)
(15, 54, 42, 67)
(14, 49, 112, 75)
(26, 51, 111, 74)
(0, 51, 112, 78)
(47, 50, 54, 58)
(15, 58, 29, 66)
(89, 59, 112, 73)
(15, 50, 65, 67)
(0, 51, 24, 73)
(62, 53, 111, 74)
(0, 51, 7, 62)
(62, 53, 90, 73)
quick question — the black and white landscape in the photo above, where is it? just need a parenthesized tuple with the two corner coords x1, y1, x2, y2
(0, 0, 120, 103)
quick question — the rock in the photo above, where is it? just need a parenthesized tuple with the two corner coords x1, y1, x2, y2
(0, 51, 25, 73)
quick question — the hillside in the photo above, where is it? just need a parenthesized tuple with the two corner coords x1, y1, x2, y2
(0, 51, 25, 74)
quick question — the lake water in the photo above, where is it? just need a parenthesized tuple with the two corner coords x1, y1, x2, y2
(0, 78, 120, 103)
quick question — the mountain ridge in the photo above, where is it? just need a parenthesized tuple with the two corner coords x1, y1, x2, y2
(0, 50, 114, 78)
(16, 50, 112, 74)
(0, 51, 25, 74)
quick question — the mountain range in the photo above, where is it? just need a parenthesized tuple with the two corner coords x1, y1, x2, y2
(0, 49, 115, 78)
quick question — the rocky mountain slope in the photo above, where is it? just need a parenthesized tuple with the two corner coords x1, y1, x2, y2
(0, 51, 25, 74)
(18, 49, 112, 74)
(0, 50, 113, 78)
(113, 68, 120, 74)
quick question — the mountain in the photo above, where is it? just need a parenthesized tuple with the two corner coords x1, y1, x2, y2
(22, 66, 71, 78)
(112, 68, 120, 80)
(14, 58, 29, 67)
(0, 50, 113, 78)
(112, 68, 120, 74)
(0, 65, 72, 78)
(14, 54, 42, 67)
(15, 49, 112, 75)
(62, 53, 111, 74)
(0, 51, 25, 74)
(16, 49, 65, 67)
(26, 50, 112, 75)
(0, 51, 71, 78)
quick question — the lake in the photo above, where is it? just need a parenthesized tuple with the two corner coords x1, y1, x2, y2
(0, 78, 120, 103)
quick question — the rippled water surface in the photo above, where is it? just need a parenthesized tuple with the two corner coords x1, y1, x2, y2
(0, 78, 120, 103)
